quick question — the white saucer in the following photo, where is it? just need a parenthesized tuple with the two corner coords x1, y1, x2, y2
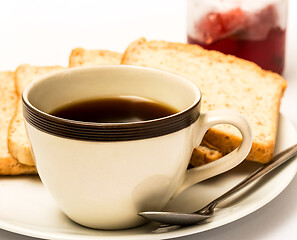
(0, 114, 296, 240)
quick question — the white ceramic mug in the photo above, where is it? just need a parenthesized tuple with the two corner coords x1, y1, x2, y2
(22, 66, 252, 230)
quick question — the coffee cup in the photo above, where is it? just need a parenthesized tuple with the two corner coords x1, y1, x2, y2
(22, 65, 252, 230)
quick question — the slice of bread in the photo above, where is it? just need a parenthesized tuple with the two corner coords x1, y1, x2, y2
(69, 48, 123, 67)
(14, 64, 64, 95)
(0, 71, 37, 175)
(121, 38, 287, 164)
(191, 140, 223, 166)
(8, 65, 64, 166)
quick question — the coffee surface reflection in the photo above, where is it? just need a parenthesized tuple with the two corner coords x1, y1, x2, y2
(50, 96, 178, 123)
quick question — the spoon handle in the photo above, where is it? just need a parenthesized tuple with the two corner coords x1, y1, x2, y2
(198, 143, 297, 215)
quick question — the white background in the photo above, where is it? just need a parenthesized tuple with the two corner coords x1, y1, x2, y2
(0, 0, 296, 239)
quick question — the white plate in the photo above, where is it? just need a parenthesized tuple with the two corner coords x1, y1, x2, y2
(0, 114, 296, 240)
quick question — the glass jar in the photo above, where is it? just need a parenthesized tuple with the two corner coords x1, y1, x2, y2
(187, 0, 288, 74)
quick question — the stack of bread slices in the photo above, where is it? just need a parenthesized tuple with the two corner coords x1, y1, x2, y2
(0, 38, 287, 175)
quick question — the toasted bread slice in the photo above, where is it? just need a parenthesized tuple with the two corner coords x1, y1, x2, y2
(191, 140, 223, 166)
(14, 64, 64, 95)
(69, 48, 123, 67)
(0, 71, 37, 175)
(8, 65, 64, 166)
(121, 38, 287, 163)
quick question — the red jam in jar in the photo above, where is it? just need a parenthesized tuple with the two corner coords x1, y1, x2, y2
(187, 0, 288, 74)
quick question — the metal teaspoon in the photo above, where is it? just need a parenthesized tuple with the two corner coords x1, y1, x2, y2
(139, 143, 297, 226)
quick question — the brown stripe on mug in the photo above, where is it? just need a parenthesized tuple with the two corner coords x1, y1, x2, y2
(22, 95, 200, 141)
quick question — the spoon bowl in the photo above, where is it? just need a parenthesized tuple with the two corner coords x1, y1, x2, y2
(139, 211, 211, 225)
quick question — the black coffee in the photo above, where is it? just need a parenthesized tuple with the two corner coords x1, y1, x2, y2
(50, 96, 178, 123)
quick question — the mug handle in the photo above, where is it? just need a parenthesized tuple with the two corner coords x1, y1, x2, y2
(174, 110, 253, 197)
